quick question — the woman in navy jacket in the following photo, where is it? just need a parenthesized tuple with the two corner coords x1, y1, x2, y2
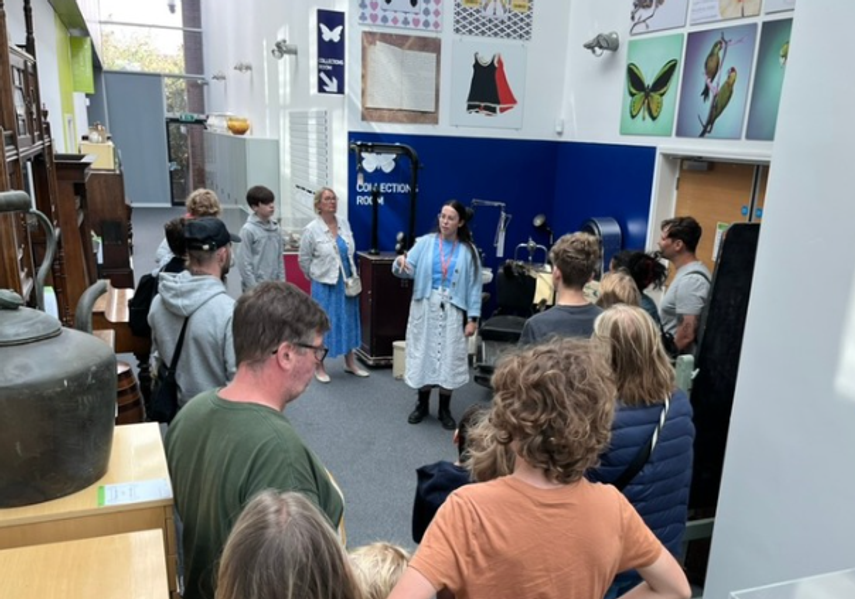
(590, 304, 695, 598)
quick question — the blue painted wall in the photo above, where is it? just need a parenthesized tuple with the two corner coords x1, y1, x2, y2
(346, 133, 657, 298)
(347, 132, 557, 272)
(552, 142, 656, 251)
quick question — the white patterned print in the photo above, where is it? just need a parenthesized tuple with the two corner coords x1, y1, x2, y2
(453, 0, 534, 40)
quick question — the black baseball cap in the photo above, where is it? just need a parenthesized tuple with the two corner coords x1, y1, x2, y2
(184, 217, 241, 251)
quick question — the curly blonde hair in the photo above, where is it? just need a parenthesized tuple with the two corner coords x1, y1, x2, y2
(594, 304, 675, 407)
(469, 338, 616, 485)
(549, 232, 601, 289)
(186, 188, 222, 217)
(597, 271, 641, 309)
(349, 543, 410, 599)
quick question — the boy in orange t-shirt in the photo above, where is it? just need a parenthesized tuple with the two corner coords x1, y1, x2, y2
(389, 338, 691, 599)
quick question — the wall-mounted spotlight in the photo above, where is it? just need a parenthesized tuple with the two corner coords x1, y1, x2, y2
(211, 71, 226, 81)
(234, 62, 253, 73)
(582, 31, 620, 57)
(271, 39, 298, 59)
(167, 0, 176, 14)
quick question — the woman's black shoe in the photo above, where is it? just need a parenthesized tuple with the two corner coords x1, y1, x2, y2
(408, 401, 429, 424)
(437, 408, 456, 430)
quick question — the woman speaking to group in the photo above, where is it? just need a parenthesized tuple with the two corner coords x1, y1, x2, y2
(393, 200, 482, 430)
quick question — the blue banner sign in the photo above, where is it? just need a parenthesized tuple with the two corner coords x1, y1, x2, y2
(317, 9, 345, 95)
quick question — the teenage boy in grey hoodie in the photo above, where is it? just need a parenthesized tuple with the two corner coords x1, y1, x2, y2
(238, 185, 285, 292)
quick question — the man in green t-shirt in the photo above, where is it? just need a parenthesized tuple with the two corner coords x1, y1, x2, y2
(166, 282, 343, 599)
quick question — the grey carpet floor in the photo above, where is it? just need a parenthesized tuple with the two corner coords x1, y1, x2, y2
(286, 358, 493, 551)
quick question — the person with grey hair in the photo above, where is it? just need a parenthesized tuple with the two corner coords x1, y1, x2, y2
(166, 282, 344, 599)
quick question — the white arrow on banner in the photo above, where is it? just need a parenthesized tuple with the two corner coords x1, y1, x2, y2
(320, 72, 339, 93)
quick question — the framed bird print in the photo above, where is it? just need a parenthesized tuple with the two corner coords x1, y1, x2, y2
(620, 34, 684, 137)
(746, 18, 792, 140)
(629, 0, 690, 36)
(357, 0, 443, 32)
(676, 23, 757, 139)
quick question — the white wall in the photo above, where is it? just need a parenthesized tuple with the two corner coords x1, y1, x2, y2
(201, 0, 350, 224)
(703, 2, 855, 597)
(346, 3, 572, 141)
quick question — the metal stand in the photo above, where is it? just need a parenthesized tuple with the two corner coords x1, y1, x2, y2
(350, 141, 421, 251)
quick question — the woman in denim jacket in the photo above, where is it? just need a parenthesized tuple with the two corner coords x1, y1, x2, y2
(393, 200, 482, 430)
(299, 187, 369, 382)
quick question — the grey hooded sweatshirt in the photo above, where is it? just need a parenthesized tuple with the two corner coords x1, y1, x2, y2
(148, 270, 237, 407)
(238, 214, 284, 291)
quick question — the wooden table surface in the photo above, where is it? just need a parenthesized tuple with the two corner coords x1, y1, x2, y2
(0, 529, 169, 599)
(0, 423, 171, 528)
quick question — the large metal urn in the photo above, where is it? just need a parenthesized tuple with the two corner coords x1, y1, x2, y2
(0, 191, 116, 508)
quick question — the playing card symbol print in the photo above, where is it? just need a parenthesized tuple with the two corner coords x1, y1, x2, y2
(466, 53, 517, 115)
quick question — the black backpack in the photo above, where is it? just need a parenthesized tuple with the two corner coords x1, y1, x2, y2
(128, 273, 159, 338)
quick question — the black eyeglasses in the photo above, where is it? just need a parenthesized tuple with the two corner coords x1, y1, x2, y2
(271, 342, 329, 362)
(294, 342, 329, 362)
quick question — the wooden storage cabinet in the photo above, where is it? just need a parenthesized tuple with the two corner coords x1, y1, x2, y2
(355, 252, 413, 367)
(0, 530, 171, 599)
(204, 130, 280, 209)
(85, 169, 134, 287)
(0, 423, 179, 596)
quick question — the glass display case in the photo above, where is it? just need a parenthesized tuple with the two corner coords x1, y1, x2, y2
(730, 569, 855, 599)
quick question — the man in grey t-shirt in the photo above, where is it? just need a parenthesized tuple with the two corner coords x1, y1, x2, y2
(519, 232, 603, 346)
(658, 216, 711, 354)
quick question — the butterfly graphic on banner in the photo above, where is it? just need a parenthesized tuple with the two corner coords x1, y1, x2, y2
(626, 59, 678, 120)
(361, 153, 397, 173)
(319, 23, 344, 43)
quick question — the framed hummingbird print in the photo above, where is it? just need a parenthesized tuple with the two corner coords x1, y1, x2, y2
(676, 23, 757, 139)
(620, 34, 684, 136)
(746, 18, 792, 140)
(629, 0, 690, 36)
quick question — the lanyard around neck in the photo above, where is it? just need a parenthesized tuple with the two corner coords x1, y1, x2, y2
(438, 236, 458, 284)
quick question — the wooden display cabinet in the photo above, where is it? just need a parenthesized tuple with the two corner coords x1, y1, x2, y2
(0, 0, 89, 327)
(355, 252, 413, 367)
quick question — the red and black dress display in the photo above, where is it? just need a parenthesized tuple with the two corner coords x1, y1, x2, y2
(466, 52, 517, 115)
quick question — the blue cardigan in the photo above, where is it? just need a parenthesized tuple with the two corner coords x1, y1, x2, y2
(392, 233, 482, 319)
(588, 389, 695, 560)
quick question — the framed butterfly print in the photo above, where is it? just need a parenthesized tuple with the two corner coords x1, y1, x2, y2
(620, 33, 684, 137)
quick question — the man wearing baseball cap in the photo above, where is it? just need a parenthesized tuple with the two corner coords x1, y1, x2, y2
(148, 217, 242, 410)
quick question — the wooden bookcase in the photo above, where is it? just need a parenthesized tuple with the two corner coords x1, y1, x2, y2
(0, 0, 96, 326)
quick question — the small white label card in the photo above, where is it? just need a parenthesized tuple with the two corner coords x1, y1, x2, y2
(98, 478, 172, 507)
